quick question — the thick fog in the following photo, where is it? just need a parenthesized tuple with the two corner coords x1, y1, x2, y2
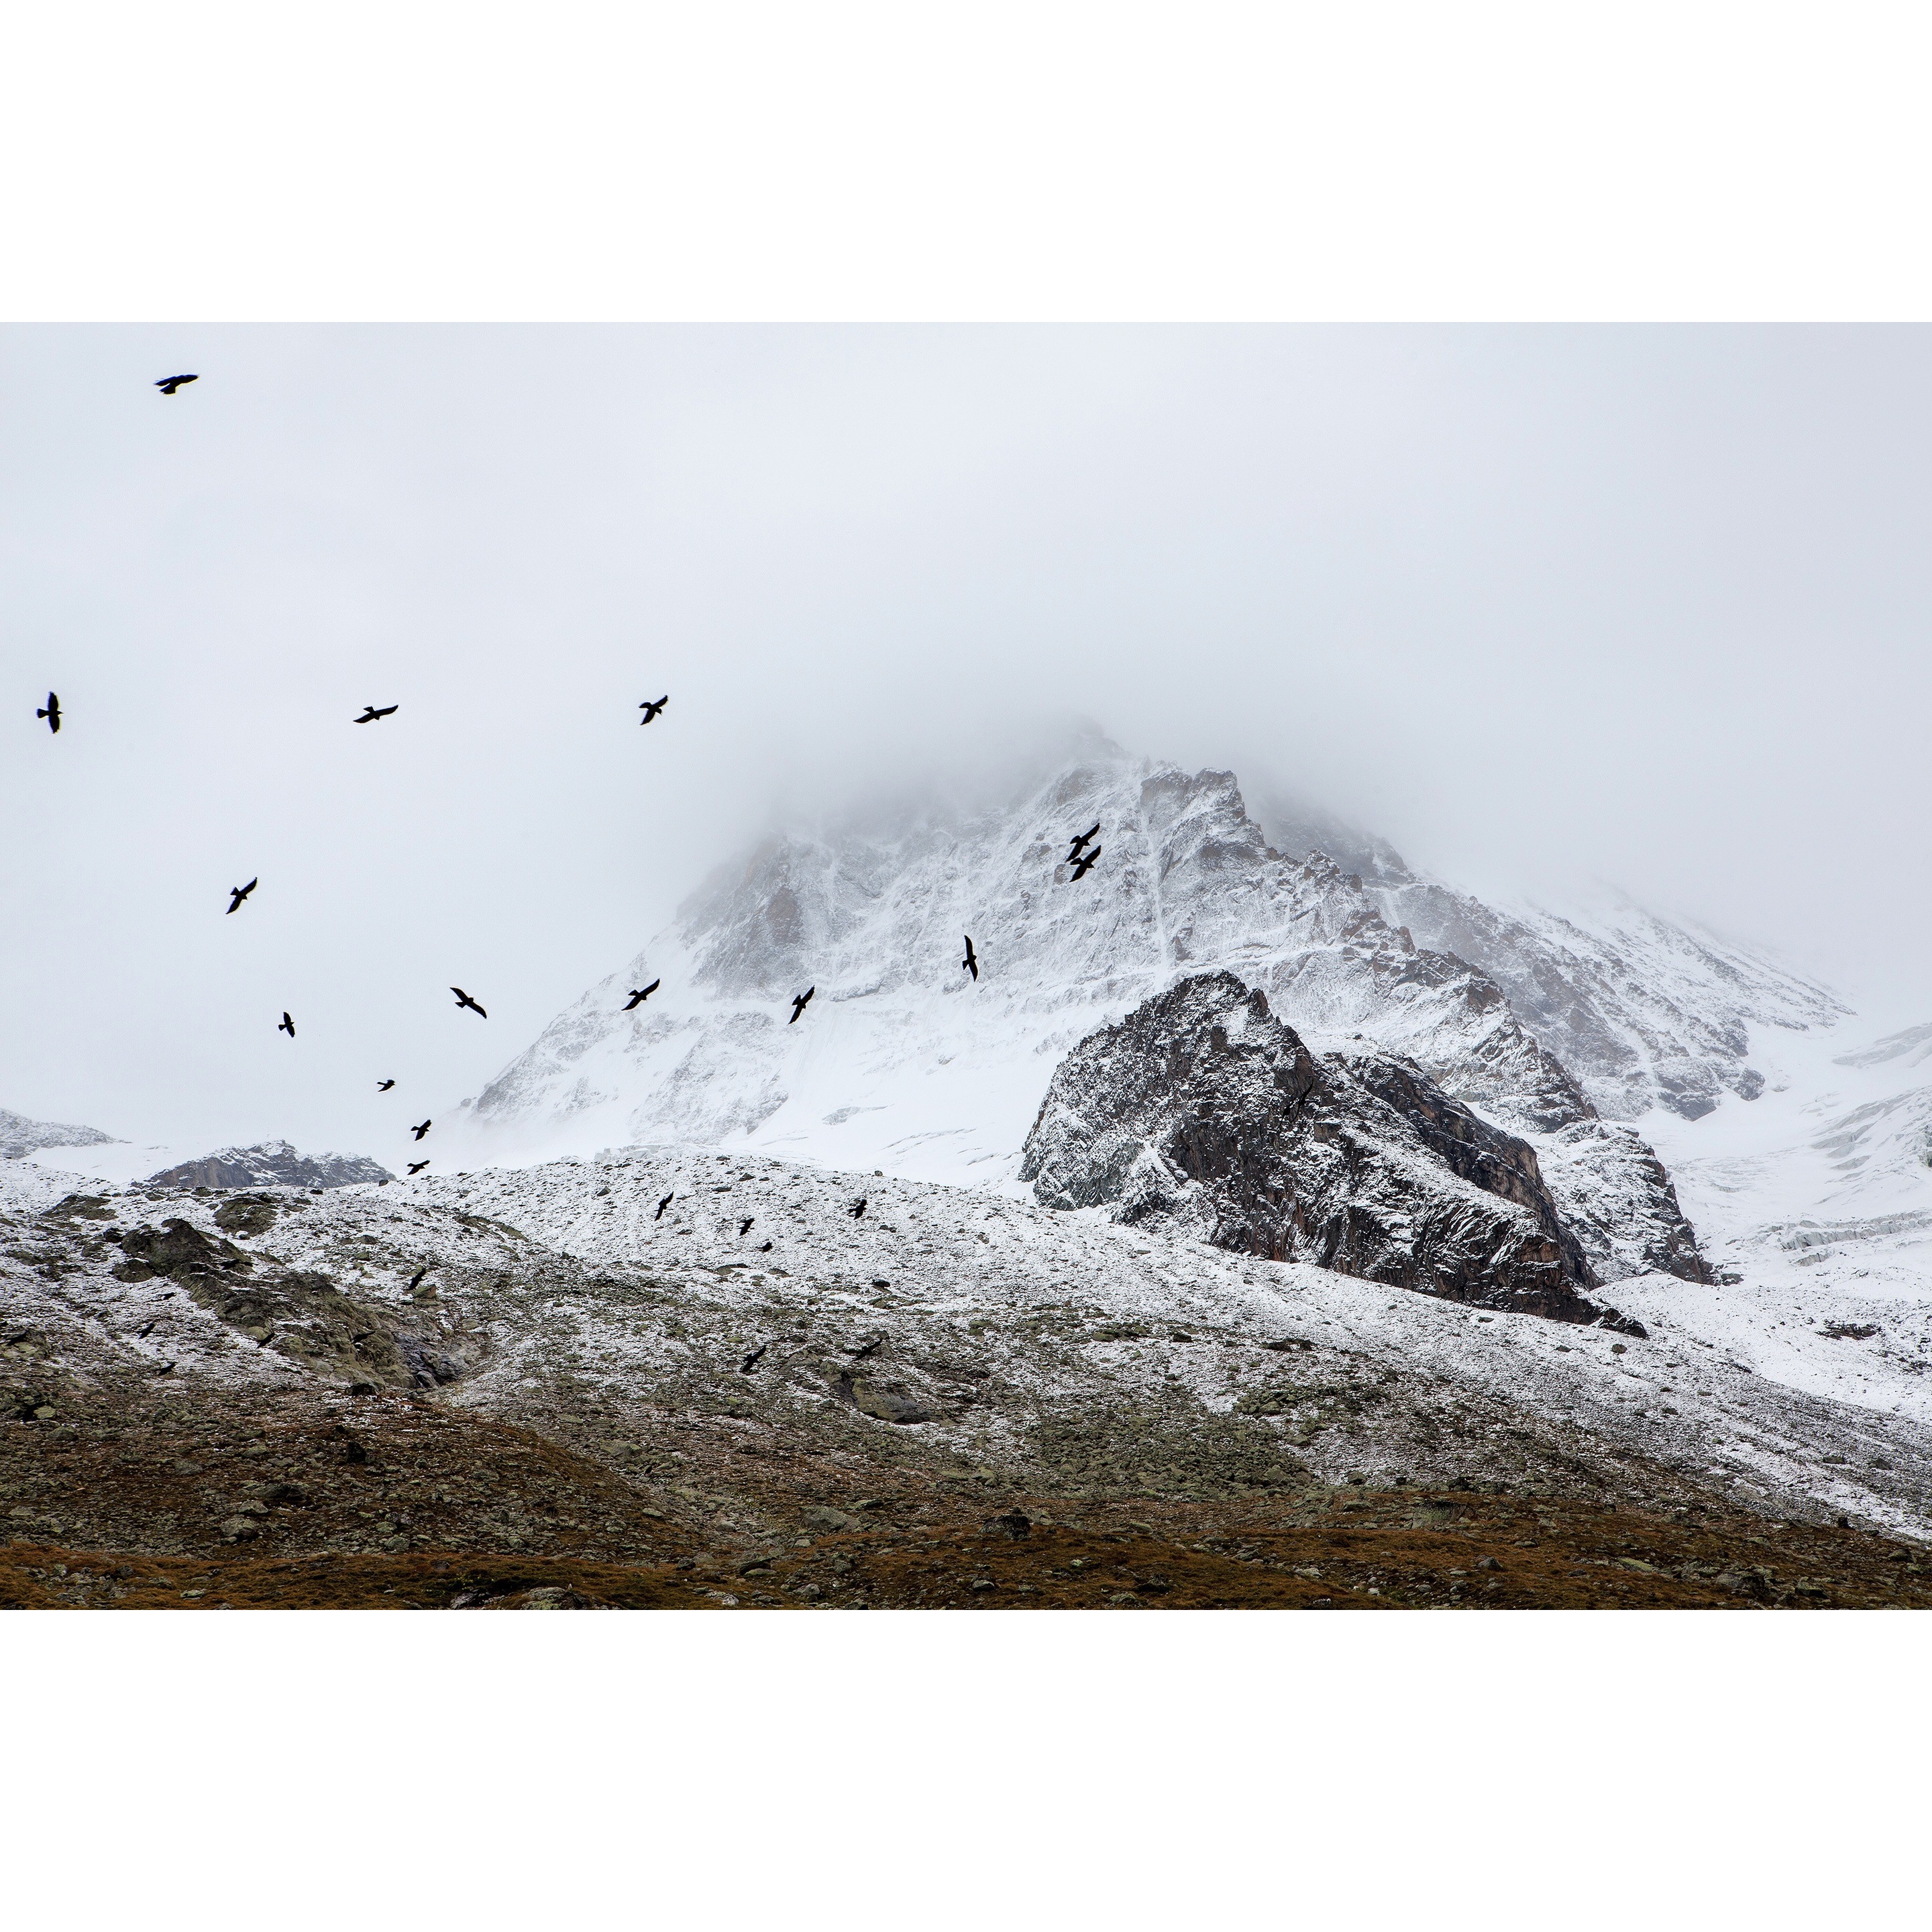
(5, 325, 1929, 1157)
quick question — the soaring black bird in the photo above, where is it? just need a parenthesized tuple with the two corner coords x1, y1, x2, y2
(1068, 845, 1102, 882)
(376, 1079, 396, 1091)
(1067, 824, 1099, 863)
(408, 1160, 430, 1176)
(36, 693, 60, 734)
(961, 935, 978, 981)
(278, 1012, 296, 1038)
(638, 696, 668, 724)
(739, 1342, 769, 1373)
(407, 1268, 431, 1291)
(226, 878, 258, 914)
(155, 374, 198, 394)
(789, 987, 814, 1024)
(849, 1197, 867, 1220)
(354, 704, 398, 724)
(451, 987, 487, 1018)
(739, 1216, 755, 1236)
(411, 1119, 431, 1141)
(655, 1192, 674, 1220)
(623, 980, 660, 1011)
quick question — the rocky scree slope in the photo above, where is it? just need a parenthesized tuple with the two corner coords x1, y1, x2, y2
(462, 747, 1782, 1284)
(1021, 973, 1633, 1328)
(5, 1149, 1927, 1554)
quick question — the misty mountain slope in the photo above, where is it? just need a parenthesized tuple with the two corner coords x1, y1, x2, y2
(460, 746, 1770, 1287)
(1250, 789, 1844, 1123)
(1, 1108, 117, 1163)
(146, 1140, 394, 1191)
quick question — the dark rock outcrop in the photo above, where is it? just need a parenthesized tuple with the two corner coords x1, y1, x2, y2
(146, 1140, 392, 1191)
(1020, 972, 1643, 1330)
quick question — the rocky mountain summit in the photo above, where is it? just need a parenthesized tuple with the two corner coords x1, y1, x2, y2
(1, 1108, 117, 1163)
(1021, 972, 1638, 1328)
(146, 1140, 392, 1191)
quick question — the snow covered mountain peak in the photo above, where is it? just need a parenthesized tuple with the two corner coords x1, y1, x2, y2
(460, 745, 1839, 1268)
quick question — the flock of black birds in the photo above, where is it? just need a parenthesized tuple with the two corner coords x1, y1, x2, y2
(28, 370, 1114, 1190)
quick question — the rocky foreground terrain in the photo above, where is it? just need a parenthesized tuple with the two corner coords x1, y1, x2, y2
(5, 1144, 1927, 1609)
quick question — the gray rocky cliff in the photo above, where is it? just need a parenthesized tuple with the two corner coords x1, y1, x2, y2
(1020, 971, 1644, 1330)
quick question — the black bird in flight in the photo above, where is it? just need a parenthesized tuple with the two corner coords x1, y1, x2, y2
(638, 696, 668, 725)
(1068, 845, 1102, 882)
(36, 692, 60, 734)
(849, 1197, 867, 1220)
(408, 1160, 430, 1175)
(376, 1079, 395, 1091)
(451, 987, 487, 1018)
(623, 980, 660, 1011)
(408, 1267, 431, 1291)
(155, 374, 198, 395)
(411, 1119, 431, 1141)
(1067, 824, 1099, 863)
(354, 704, 398, 724)
(226, 878, 258, 914)
(739, 1342, 769, 1374)
(961, 935, 978, 981)
(655, 1192, 674, 1220)
(789, 987, 814, 1024)
(278, 1012, 296, 1038)
(739, 1217, 755, 1236)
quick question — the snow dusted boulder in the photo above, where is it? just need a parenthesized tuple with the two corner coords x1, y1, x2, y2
(146, 1140, 392, 1191)
(1021, 972, 1643, 1330)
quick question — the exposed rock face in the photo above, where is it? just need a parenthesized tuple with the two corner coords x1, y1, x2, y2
(0, 1108, 117, 1161)
(1021, 972, 1641, 1328)
(146, 1140, 392, 1191)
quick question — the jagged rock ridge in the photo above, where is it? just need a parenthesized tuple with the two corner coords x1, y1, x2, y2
(1020, 972, 1640, 1329)
(146, 1140, 393, 1191)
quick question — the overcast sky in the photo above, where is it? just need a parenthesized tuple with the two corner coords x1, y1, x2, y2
(5, 325, 1929, 1157)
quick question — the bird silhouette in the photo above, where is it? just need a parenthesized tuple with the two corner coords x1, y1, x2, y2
(789, 987, 814, 1024)
(408, 1160, 430, 1176)
(354, 704, 398, 724)
(739, 1217, 755, 1236)
(1066, 824, 1099, 862)
(226, 878, 258, 914)
(849, 1197, 867, 1220)
(638, 696, 668, 724)
(278, 1012, 296, 1038)
(623, 980, 660, 1011)
(961, 935, 978, 981)
(155, 374, 198, 394)
(376, 1079, 395, 1091)
(848, 1335, 881, 1359)
(451, 987, 487, 1018)
(36, 693, 60, 734)
(739, 1342, 769, 1373)
(1068, 845, 1102, 882)
(408, 1267, 431, 1291)
(655, 1192, 674, 1220)
(411, 1119, 431, 1141)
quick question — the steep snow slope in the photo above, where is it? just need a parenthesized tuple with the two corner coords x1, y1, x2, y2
(461, 745, 1786, 1290)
